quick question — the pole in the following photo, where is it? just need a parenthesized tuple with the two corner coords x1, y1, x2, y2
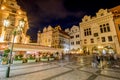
(6, 33, 16, 78)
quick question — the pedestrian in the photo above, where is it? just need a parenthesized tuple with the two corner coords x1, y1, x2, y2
(91, 53, 98, 68)
(97, 54, 100, 64)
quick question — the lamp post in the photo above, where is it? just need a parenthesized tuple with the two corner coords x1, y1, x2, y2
(3, 18, 9, 29)
(4, 18, 25, 78)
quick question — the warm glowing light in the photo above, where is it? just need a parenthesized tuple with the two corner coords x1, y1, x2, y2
(0, 36, 4, 42)
(1, 6, 5, 10)
(48, 45, 51, 47)
(98, 46, 103, 49)
(19, 19, 25, 28)
(3, 19, 9, 27)
(18, 11, 21, 14)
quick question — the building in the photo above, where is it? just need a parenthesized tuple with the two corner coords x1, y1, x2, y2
(0, 0, 29, 45)
(79, 8, 119, 54)
(0, 0, 63, 57)
(65, 25, 82, 54)
(109, 5, 120, 54)
(37, 25, 70, 53)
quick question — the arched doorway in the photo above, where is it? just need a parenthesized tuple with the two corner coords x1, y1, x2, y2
(103, 46, 115, 54)
(92, 46, 99, 54)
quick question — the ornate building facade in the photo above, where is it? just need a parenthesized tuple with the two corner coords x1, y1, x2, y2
(79, 8, 119, 54)
(65, 25, 81, 53)
(37, 25, 70, 53)
(0, 0, 29, 45)
(109, 5, 120, 53)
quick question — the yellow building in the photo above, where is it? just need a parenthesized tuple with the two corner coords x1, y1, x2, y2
(37, 25, 70, 53)
(37, 25, 53, 47)
(109, 5, 120, 53)
(0, 0, 29, 45)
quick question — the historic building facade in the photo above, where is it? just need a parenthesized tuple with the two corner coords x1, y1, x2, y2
(65, 25, 81, 53)
(79, 8, 119, 54)
(0, 0, 29, 44)
(37, 25, 53, 47)
(109, 5, 120, 53)
(37, 25, 70, 53)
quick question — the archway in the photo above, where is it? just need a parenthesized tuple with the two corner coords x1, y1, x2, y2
(104, 46, 115, 54)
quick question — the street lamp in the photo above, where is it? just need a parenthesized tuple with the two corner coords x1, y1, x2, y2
(5, 19, 25, 78)
(3, 18, 9, 29)
(2, 18, 10, 41)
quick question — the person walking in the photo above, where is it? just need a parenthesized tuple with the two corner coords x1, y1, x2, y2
(91, 53, 98, 68)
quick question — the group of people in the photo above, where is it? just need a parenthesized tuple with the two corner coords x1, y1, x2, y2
(91, 53, 119, 68)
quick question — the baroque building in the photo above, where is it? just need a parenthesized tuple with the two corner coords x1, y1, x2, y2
(65, 25, 81, 53)
(0, 0, 29, 44)
(79, 7, 119, 54)
(37, 25, 70, 53)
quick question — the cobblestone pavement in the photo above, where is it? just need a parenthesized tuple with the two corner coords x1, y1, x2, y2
(0, 55, 120, 80)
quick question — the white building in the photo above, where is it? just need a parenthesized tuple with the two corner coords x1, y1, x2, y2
(79, 9, 118, 54)
(65, 25, 81, 53)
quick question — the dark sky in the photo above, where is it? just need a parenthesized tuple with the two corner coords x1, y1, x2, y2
(16, 0, 120, 41)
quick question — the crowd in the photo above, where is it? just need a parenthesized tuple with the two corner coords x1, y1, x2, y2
(91, 53, 120, 69)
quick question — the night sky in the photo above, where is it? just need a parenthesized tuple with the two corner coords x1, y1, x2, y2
(16, 0, 120, 42)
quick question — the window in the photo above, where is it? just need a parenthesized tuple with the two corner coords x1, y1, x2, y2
(5, 34, 10, 41)
(71, 42, 74, 45)
(76, 35, 79, 38)
(88, 28, 91, 35)
(101, 13, 104, 16)
(91, 38, 94, 43)
(84, 30, 87, 36)
(118, 24, 120, 31)
(100, 25, 103, 33)
(84, 28, 92, 36)
(106, 23, 110, 32)
(12, 10, 16, 13)
(101, 37, 105, 42)
(103, 26, 107, 32)
(94, 33, 98, 37)
(108, 36, 113, 41)
(9, 14, 15, 26)
(71, 36, 74, 39)
(84, 39, 87, 44)
(99, 23, 111, 33)
(76, 29, 77, 32)
(76, 41, 80, 45)
(10, 3, 14, 6)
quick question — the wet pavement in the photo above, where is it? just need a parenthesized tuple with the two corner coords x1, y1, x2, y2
(0, 55, 120, 80)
